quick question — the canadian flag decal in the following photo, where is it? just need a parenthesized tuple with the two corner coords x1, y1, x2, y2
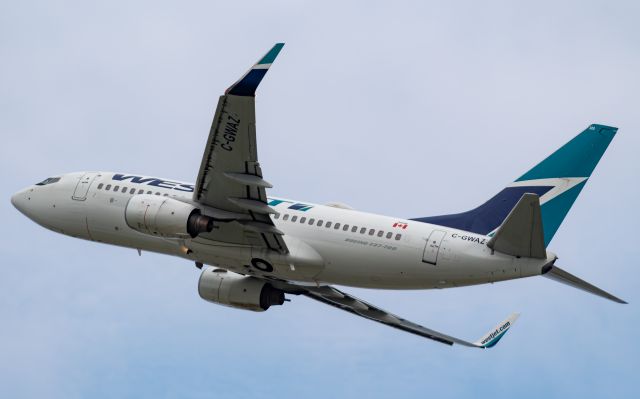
(393, 222, 408, 230)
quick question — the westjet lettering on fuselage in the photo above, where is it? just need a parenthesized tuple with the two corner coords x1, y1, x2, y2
(111, 174, 316, 212)
(112, 174, 194, 192)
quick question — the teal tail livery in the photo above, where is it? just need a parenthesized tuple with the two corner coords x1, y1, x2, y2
(413, 124, 617, 246)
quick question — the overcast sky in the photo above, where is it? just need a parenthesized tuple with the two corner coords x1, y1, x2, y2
(1, 1, 639, 398)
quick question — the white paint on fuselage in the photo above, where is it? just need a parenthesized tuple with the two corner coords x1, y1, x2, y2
(12, 171, 554, 290)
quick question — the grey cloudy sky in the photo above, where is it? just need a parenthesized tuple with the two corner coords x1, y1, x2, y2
(1, 1, 639, 398)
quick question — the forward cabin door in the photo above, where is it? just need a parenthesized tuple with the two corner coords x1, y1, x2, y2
(72, 172, 99, 201)
(422, 229, 446, 265)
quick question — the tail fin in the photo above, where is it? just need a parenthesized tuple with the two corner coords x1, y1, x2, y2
(413, 124, 617, 246)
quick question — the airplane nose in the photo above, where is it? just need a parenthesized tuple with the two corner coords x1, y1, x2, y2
(11, 189, 29, 215)
(11, 191, 21, 209)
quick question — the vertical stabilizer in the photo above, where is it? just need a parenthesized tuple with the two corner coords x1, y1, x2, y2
(413, 124, 617, 246)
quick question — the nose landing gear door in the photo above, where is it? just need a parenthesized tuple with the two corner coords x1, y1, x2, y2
(422, 230, 446, 265)
(72, 172, 99, 201)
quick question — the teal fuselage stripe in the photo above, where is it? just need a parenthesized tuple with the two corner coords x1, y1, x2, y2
(516, 125, 616, 181)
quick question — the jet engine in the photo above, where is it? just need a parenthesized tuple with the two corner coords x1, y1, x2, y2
(198, 268, 285, 311)
(124, 194, 214, 238)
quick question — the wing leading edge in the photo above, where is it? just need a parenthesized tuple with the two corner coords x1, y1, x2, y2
(284, 284, 519, 348)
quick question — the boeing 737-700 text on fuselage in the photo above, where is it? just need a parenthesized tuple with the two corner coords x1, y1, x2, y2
(12, 44, 626, 348)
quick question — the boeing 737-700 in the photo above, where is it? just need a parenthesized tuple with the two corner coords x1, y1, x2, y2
(11, 43, 626, 348)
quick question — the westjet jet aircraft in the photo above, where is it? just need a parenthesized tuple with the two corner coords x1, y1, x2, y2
(12, 44, 626, 348)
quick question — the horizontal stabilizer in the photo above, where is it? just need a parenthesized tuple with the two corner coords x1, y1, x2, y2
(487, 193, 546, 258)
(542, 265, 627, 304)
(474, 313, 520, 348)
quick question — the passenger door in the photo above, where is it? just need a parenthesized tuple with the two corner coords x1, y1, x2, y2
(72, 172, 99, 201)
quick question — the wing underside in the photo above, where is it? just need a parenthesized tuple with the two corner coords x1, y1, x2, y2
(274, 283, 519, 348)
(193, 44, 287, 253)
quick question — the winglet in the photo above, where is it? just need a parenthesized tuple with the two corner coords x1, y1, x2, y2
(226, 43, 285, 96)
(474, 313, 520, 348)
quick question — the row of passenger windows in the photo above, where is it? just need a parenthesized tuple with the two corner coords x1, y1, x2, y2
(96, 183, 170, 197)
(273, 213, 402, 241)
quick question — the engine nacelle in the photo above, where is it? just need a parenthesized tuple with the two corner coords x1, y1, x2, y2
(198, 268, 285, 312)
(124, 194, 213, 238)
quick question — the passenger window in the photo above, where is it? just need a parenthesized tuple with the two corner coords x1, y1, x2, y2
(274, 214, 280, 219)
(351, 226, 358, 233)
(155, 192, 161, 196)
(326, 222, 332, 228)
(291, 216, 298, 222)
(97, 183, 104, 189)
(369, 229, 375, 236)
(114, 185, 120, 191)
(163, 193, 169, 197)
(317, 220, 323, 227)
(138, 189, 144, 194)
(334, 223, 340, 229)
(395, 234, 402, 241)
(283, 214, 290, 221)
(343, 224, 349, 231)
(130, 188, 136, 194)
(308, 218, 315, 225)
(360, 227, 366, 234)
(121, 187, 127, 193)
(147, 191, 152, 194)
(386, 232, 393, 239)
(105, 184, 112, 190)
(377, 230, 384, 237)
(300, 217, 306, 224)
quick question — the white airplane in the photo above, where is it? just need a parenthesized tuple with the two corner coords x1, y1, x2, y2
(12, 43, 626, 348)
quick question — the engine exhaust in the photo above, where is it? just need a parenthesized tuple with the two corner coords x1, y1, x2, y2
(187, 211, 214, 238)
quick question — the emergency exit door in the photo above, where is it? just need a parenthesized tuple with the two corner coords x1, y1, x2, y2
(422, 230, 446, 265)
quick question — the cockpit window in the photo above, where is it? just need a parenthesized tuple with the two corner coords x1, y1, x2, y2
(35, 177, 61, 186)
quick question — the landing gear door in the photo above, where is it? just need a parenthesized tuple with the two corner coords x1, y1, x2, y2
(72, 172, 99, 201)
(422, 230, 446, 265)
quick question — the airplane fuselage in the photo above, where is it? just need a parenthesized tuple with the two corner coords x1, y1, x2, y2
(12, 171, 554, 290)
